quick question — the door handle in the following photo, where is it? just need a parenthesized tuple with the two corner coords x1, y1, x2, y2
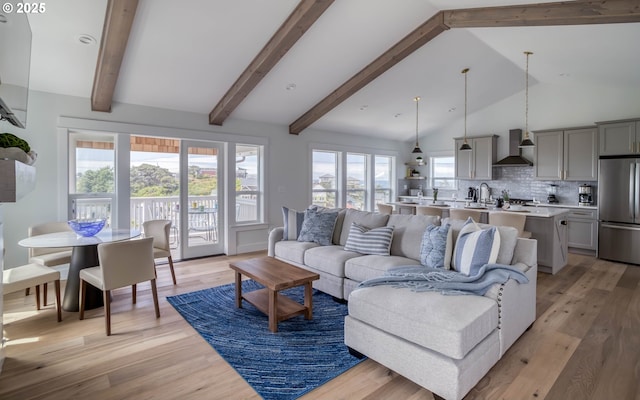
(631, 163, 636, 220)
(601, 223, 640, 232)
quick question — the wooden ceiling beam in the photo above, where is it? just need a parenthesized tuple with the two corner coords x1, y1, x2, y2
(91, 0, 139, 112)
(444, 0, 640, 28)
(208, 0, 335, 126)
(289, 12, 448, 135)
(289, 0, 640, 135)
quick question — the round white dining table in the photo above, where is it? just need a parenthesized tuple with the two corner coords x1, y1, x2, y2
(19, 228, 141, 312)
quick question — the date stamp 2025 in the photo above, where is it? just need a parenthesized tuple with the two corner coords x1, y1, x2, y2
(2, 2, 46, 14)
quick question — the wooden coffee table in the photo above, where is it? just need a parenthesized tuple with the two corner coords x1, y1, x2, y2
(229, 257, 320, 333)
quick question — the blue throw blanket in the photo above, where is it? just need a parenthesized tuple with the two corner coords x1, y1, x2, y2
(356, 263, 529, 296)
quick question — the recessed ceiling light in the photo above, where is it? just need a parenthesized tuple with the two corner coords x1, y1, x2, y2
(77, 34, 97, 45)
(285, 83, 297, 91)
(360, 105, 368, 111)
(559, 73, 571, 77)
(448, 107, 456, 112)
(0, 14, 8, 23)
(394, 113, 402, 118)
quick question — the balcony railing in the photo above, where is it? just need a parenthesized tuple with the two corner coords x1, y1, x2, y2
(72, 195, 257, 230)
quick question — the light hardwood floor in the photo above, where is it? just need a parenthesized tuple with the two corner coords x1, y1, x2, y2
(1, 251, 638, 399)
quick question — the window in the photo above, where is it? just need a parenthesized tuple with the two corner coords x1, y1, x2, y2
(235, 144, 263, 223)
(69, 132, 115, 223)
(312, 150, 338, 208)
(311, 148, 395, 211)
(374, 155, 393, 208)
(430, 156, 455, 190)
(346, 153, 367, 210)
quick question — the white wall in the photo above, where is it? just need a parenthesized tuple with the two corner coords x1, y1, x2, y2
(0, 90, 404, 268)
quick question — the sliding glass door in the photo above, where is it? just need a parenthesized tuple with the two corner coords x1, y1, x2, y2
(70, 134, 225, 260)
(180, 141, 224, 258)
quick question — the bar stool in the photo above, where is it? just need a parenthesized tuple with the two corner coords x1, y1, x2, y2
(416, 206, 444, 218)
(489, 212, 532, 238)
(377, 203, 393, 215)
(449, 208, 484, 223)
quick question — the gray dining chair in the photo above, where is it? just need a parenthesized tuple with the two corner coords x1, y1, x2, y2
(79, 237, 160, 336)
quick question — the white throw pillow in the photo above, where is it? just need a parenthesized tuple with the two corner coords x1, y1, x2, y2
(452, 218, 501, 276)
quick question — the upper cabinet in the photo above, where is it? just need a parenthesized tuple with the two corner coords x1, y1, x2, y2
(454, 135, 497, 180)
(598, 119, 640, 156)
(533, 127, 598, 181)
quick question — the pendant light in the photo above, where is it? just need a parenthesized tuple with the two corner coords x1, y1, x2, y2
(459, 68, 472, 151)
(411, 96, 423, 154)
(519, 51, 535, 148)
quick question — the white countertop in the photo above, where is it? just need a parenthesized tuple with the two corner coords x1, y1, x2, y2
(397, 196, 597, 210)
(390, 200, 570, 217)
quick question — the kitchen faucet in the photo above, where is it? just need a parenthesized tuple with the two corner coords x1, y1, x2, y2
(479, 182, 490, 204)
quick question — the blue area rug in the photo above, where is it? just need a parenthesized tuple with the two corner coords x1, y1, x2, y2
(166, 280, 365, 400)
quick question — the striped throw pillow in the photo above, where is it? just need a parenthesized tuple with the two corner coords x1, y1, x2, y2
(282, 206, 305, 240)
(344, 222, 394, 256)
(453, 218, 501, 276)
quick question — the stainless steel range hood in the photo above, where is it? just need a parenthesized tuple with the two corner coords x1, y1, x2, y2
(493, 129, 533, 166)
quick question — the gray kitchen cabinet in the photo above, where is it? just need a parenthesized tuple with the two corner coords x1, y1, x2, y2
(566, 208, 598, 252)
(454, 135, 497, 180)
(533, 127, 597, 181)
(598, 119, 640, 156)
(533, 130, 563, 180)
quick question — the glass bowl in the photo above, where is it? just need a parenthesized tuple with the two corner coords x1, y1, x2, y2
(68, 218, 107, 237)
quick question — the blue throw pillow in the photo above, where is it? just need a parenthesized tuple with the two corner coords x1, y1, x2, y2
(297, 207, 339, 246)
(453, 218, 501, 276)
(282, 206, 305, 240)
(420, 224, 453, 269)
(344, 222, 394, 255)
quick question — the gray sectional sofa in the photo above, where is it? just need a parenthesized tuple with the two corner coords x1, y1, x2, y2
(267, 208, 537, 400)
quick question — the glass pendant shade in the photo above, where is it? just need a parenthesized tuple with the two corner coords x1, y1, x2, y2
(411, 96, 423, 154)
(519, 51, 535, 148)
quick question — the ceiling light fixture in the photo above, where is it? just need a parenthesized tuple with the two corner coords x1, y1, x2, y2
(285, 83, 297, 91)
(519, 51, 535, 148)
(459, 68, 472, 151)
(411, 96, 423, 154)
(77, 34, 97, 45)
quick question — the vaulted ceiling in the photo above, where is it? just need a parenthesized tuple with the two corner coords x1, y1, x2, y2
(26, 0, 640, 142)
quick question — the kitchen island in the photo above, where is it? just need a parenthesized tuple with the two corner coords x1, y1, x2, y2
(389, 199, 570, 274)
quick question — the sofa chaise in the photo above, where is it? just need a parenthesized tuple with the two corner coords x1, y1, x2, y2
(268, 207, 537, 400)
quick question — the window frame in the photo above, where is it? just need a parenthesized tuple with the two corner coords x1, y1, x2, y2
(234, 143, 264, 224)
(310, 144, 396, 211)
(427, 151, 457, 192)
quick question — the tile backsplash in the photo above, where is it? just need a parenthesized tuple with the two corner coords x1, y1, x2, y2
(456, 166, 597, 205)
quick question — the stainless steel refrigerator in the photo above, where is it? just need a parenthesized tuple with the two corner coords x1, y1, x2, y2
(598, 157, 640, 265)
